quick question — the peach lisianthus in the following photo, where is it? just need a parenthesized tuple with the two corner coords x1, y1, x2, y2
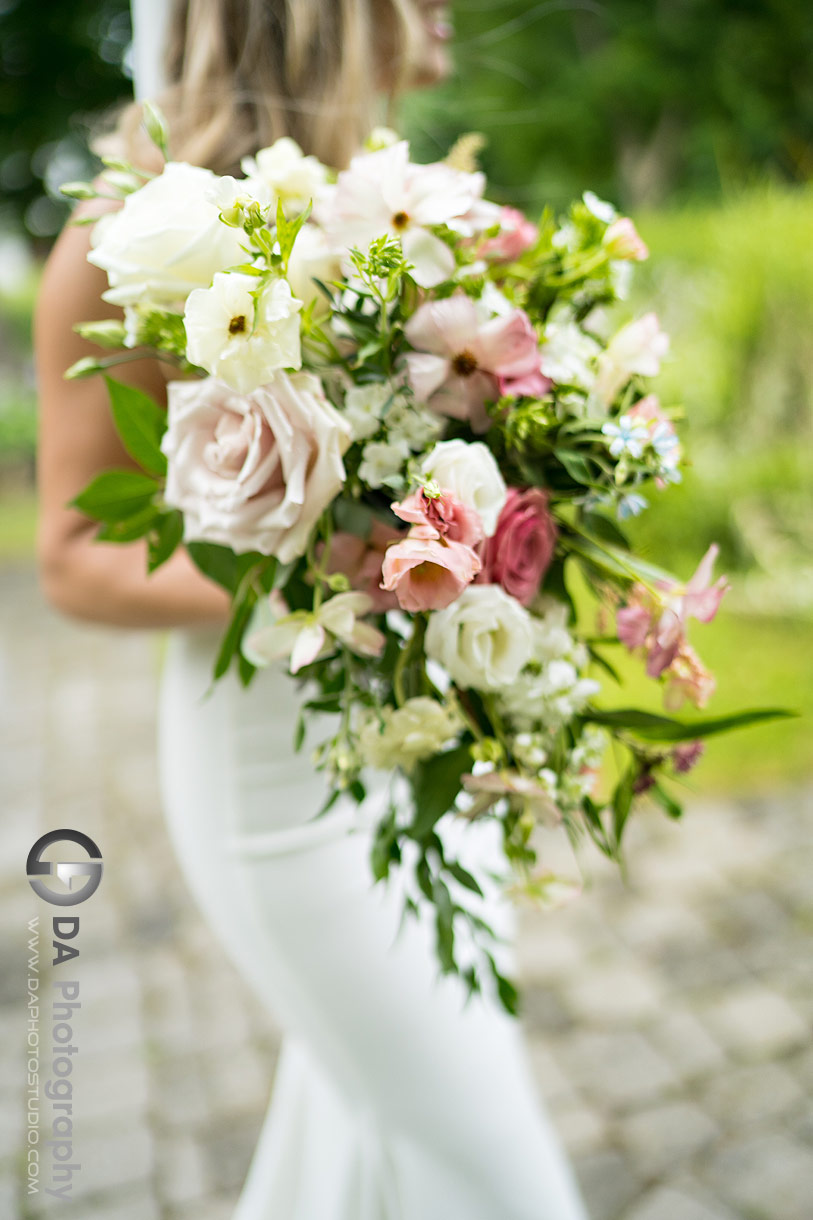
(380, 525, 481, 613)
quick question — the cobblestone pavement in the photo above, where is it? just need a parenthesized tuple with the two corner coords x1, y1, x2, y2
(1, 563, 810, 1220)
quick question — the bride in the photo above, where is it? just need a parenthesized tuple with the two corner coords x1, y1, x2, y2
(35, 2, 591, 1216)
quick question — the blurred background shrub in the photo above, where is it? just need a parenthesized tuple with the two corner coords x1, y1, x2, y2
(0, 0, 810, 785)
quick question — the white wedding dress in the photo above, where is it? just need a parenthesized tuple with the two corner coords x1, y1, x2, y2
(157, 624, 590, 1220)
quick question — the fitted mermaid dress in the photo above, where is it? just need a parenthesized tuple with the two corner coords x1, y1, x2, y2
(156, 624, 590, 1220)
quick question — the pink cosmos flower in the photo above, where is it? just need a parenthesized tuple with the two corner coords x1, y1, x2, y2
(320, 520, 404, 612)
(391, 486, 484, 549)
(476, 487, 557, 606)
(604, 217, 649, 262)
(380, 524, 481, 613)
(617, 544, 729, 680)
(478, 207, 538, 262)
(404, 294, 544, 433)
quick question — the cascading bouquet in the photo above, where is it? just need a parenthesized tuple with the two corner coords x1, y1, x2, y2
(63, 106, 785, 1012)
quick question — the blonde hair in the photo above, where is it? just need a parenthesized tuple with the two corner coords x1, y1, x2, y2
(109, 0, 422, 173)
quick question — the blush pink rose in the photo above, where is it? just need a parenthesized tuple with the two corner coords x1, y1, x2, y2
(476, 487, 557, 606)
(162, 373, 351, 562)
(380, 525, 481, 612)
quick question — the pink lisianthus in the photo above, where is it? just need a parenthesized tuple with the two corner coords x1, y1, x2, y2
(617, 544, 730, 680)
(403, 294, 543, 433)
(476, 487, 557, 606)
(380, 524, 481, 613)
(320, 520, 404, 612)
(392, 486, 484, 548)
(603, 217, 649, 262)
(478, 207, 538, 262)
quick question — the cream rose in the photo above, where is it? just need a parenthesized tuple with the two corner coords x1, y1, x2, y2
(419, 439, 507, 537)
(88, 162, 247, 307)
(162, 373, 351, 562)
(425, 584, 534, 692)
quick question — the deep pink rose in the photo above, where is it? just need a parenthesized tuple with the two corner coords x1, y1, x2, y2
(476, 487, 557, 606)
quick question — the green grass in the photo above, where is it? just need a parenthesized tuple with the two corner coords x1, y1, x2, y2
(0, 486, 37, 559)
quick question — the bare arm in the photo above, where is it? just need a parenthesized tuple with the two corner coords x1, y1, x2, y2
(34, 199, 231, 628)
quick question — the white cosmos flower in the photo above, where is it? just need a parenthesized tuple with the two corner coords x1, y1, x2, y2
(425, 584, 535, 692)
(184, 272, 303, 393)
(419, 438, 506, 536)
(322, 140, 499, 289)
(241, 137, 329, 216)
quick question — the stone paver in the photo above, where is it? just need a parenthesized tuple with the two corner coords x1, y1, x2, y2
(1, 563, 811, 1220)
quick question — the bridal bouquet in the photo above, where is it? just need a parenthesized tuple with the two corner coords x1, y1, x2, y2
(63, 107, 783, 1012)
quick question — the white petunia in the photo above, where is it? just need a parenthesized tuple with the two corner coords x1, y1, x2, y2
(184, 272, 302, 393)
(241, 137, 329, 216)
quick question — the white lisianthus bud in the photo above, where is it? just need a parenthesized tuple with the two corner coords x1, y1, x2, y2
(183, 272, 303, 393)
(425, 584, 534, 692)
(420, 438, 506, 536)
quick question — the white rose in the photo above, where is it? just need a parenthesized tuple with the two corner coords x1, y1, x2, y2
(241, 137, 329, 215)
(420, 438, 506, 536)
(425, 584, 534, 692)
(161, 372, 351, 562)
(184, 272, 302, 394)
(87, 162, 246, 307)
(359, 697, 463, 769)
(287, 225, 342, 309)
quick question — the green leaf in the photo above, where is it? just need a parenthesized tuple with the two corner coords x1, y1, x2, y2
(293, 713, 306, 753)
(214, 587, 258, 681)
(105, 377, 167, 477)
(434, 879, 456, 972)
(71, 470, 159, 522)
(275, 198, 312, 271)
(95, 504, 160, 542)
(555, 448, 594, 485)
(147, 509, 183, 572)
(410, 743, 472, 839)
(585, 706, 796, 742)
(485, 954, 520, 1017)
(187, 543, 268, 594)
(446, 860, 484, 897)
(581, 510, 629, 549)
(612, 765, 635, 848)
(651, 782, 683, 820)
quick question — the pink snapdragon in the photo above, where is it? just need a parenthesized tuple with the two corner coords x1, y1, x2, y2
(616, 545, 728, 706)
(476, 487, 557, 606)
(404, 294, 545, 433)
(478, 207, 538, 262)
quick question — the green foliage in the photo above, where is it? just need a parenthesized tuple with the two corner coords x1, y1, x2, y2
(70, 469, 159, 521)
(105, 377, 167, 477)
(404, 0, 813, 211)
